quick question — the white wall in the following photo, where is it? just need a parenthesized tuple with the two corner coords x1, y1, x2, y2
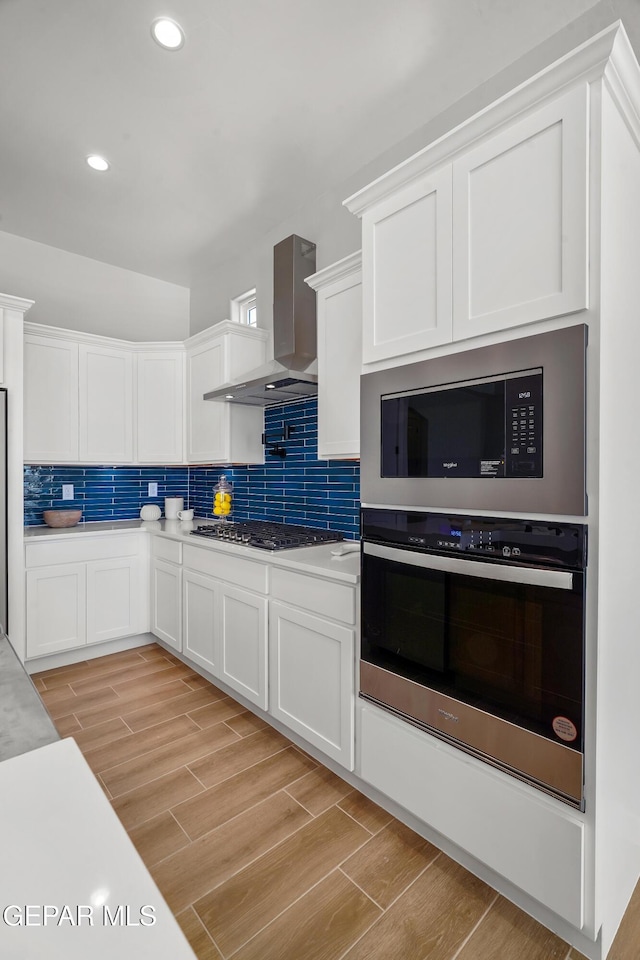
(188, 0, 639, 338)
(0, 231, 189, 342)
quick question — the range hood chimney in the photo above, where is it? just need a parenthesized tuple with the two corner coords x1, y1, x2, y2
(204, 235, 317, 406)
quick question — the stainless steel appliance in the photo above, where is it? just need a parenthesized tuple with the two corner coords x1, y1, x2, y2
(361, 324, 587, 516)
(360, 508, 586, 807)
(190, 520, 342, 550)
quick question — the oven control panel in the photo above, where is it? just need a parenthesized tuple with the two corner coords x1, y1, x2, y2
(362, 509, 586, 570)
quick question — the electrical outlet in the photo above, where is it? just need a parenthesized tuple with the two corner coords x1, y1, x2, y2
(62, 484, 74, 501)
(148, 482, 158, 497)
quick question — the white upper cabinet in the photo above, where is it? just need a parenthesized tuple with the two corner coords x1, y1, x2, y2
(185, 321, 268, 465)
(345, 77, 590, 366)
(361, 168, 453, 363)
(136, 351, 184, 463)
(452, 84, 588, 340)
(186, 336, 227, 463)
(79, 342, 134, 462)
(24, 320, 267, 465)
(306, 252, 362, 459)
(24, 334, 79, 463)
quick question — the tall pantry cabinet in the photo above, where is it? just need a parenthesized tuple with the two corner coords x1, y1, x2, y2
(344, 21, 640, 960)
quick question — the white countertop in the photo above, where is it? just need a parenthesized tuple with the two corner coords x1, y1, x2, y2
(25, 518, 361, 584)
(0, 737, 196, 959)
(24, 519, 147, 538)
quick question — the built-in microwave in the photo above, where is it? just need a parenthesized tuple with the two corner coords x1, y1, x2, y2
(361, 324, 587, 516)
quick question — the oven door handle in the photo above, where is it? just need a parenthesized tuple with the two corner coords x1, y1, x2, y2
(363, 542, 574, 590)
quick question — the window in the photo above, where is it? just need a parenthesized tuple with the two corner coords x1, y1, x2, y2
(231, 288, 257, 327)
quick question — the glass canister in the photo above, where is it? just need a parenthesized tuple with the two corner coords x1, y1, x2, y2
(213, 474, 232, 519)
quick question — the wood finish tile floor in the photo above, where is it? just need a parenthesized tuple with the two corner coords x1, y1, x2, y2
(33, 644, 637, 960)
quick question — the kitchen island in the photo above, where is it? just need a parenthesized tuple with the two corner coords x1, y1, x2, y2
(0, 736, 196, 958)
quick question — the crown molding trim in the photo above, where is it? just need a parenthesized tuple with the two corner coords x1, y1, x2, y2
(344, 22, 626, 217)
(306, 251, 362, 290)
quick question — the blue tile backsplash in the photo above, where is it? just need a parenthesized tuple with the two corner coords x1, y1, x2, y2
(190, 399, 360, 539)
(24, 399, 361, 538)
(24, 465, 189, 525)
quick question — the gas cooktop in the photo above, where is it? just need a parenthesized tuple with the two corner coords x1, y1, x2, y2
(190, 520, 343, 551)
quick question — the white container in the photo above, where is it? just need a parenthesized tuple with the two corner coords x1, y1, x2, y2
(177, 509, 194, 521)
(140, 504, 161, 521)
(164, 497, 184, 520)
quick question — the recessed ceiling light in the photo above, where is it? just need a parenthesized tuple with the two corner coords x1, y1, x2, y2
(86, 155, 110, 172)
(266, 384, 276, 390)
(151, 17, 185, 50)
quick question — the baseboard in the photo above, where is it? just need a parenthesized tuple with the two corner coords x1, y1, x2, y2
(23, 633, 157, 674)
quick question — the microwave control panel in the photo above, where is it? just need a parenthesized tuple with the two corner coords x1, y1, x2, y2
(504, 372, 542, 478)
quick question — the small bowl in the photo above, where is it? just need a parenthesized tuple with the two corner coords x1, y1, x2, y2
(43, 509, 82, 528)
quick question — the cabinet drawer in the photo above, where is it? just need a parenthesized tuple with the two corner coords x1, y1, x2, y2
(359, 703, 584, 928)
(183, 544, 268, 594)
(270, 566, 356, 624)
(152, 536, 183, 565)
(25, 535, 141, 568)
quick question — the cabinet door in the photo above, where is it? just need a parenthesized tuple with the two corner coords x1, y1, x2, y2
(219, 584, 268, 709)
(269, 601, 355, 769)
(151, 559, 182, 652)
(24, 335, 79, 462)
(86, 557, 140, 645)
(362, 166, 452, 364)
(26, 563, 86, 657)
(79, 343, 133, 462)
(186, 339, 229, 463)
(183, 569, 220, 674)
(310, 253, 362, 459)
(452, 84, 588, 340)
(137, 352, 184, 463)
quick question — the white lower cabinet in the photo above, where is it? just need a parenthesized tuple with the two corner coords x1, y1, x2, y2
(219, 584, 268, 710)
(181, 546, 269, 709)
(25, 536, 144, 659)
(87, 557, 140, 645)
(26, 563, 87, 657)
(151, 558, 182, 652)
(183, 569, 219, 673)
(269, 600, 355, 769)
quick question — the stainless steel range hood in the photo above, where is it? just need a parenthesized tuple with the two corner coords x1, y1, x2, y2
(204, 235, 317, 406)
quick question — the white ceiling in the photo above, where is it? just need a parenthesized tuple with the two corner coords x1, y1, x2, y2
(0, 0, 627, 287)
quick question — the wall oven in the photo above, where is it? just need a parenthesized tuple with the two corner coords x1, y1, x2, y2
(360, 508, 586, 807)
(361, 323, 587, 516)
